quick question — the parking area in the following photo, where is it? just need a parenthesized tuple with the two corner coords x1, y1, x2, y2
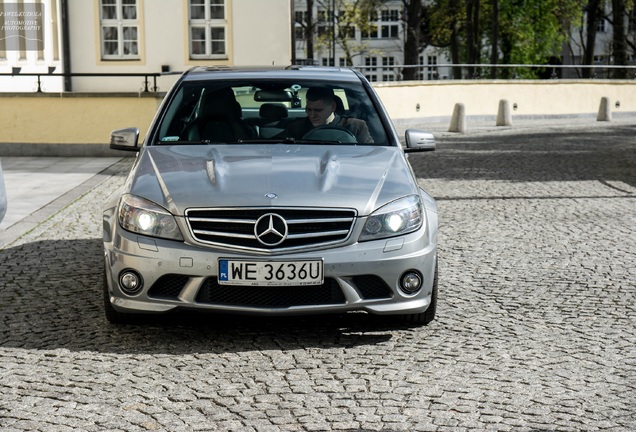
(1, 119, 635, 431)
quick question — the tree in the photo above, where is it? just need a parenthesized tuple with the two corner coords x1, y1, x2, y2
(465, 0, 481, 77)
(294, 0, 317, 64)
(423, 0, 582, 78)
(610, 0, 629, 78)
(491, 0, 500, 78)
(426, 0, 464, 78)
(627, 5, 636, 64)
(582, 0, 603, 77)
(305, 0, 383, 66)
(402, 0, 424, 80)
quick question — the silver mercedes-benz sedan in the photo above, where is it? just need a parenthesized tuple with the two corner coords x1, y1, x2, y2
(103, 66, 439, 325)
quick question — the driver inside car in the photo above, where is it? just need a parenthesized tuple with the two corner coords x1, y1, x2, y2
(284, 87, 374, 143)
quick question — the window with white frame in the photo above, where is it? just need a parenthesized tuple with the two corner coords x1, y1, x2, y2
(361, 10, 378, 38)
(294, 10, 306, 40)
(380, 9, 399, 39)
(365, 56, 378, 71)
(361, 24, 378, 38)
(382, 56, 395, 81)
(427, 55, 438, 80)
(100, 0, 139, 59)
(596, 18, 606, 32)
(295, 26, 305, 40)
(364, 56, 378, 81)
(381, 24, 398, 38)
(418, 54, 425, 80)
(295, 10, 307, 24)
(362, 8, 399, 39)
(189, 0, 227, 59)
(321, 57, 335, 66)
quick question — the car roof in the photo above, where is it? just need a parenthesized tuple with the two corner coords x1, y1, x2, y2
(181, 66, 363, 84)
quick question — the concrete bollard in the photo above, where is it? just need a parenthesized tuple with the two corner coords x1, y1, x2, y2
(448, 103, 466, 133)
(597, 97, 612, 121)
(496, 99, 513, 126)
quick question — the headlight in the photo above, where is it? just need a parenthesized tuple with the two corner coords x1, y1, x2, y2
(359, 195, 424, 242)
(118, 194, 183, 241)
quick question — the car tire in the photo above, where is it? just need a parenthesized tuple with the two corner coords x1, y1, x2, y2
(103, 268, 139, 325)
(401, 261, 438, 325)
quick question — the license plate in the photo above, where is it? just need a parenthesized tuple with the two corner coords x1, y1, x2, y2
(218, 259, 324, 286)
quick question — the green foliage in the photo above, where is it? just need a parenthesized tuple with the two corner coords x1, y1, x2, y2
(313, 0, 384, 64)
(424, 0, 584, 76)
(500, 0, 580, 65)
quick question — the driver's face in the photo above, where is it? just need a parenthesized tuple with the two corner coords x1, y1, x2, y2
(306, 99, 336, 127)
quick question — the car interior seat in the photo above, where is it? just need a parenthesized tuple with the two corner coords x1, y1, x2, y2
(182, 87, 255, 142)
(258, 103, 288, 138)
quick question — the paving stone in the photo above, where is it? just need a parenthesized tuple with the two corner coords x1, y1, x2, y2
(1, 122, 635, 430)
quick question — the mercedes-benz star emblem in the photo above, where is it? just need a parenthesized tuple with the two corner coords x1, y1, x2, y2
(254, 213, 288, 246)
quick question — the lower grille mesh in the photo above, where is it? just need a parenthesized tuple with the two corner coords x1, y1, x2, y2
(196, 277, 346, 308)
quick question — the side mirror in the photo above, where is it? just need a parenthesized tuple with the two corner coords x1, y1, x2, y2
(110, 127, 140, 151)
(404, 129, 436, 153)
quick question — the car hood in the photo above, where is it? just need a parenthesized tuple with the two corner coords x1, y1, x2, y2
(127, 144, 419, 216)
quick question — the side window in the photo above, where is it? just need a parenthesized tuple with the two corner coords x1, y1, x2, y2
(100, 0, 139, 60)
(158, 86, 204, 141)
(333, 89, 349, 112)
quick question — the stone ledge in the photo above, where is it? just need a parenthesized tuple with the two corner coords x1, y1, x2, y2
(0, 143, 134, 157)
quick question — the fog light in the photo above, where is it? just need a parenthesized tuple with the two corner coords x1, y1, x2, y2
(119, 270, 143, 295)
(400, 271, 422, 294)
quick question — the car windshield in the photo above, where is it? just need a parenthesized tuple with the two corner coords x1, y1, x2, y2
(155, 79, 389, 146)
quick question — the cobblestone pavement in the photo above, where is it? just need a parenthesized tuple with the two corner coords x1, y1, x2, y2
(1, 121, 635, 431)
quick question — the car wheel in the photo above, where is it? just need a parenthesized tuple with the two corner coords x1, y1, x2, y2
(103, 268, 139, 325)
(401, 261, 438, 325)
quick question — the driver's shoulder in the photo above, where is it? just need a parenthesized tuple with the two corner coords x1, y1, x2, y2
(338, 116, 365, 128)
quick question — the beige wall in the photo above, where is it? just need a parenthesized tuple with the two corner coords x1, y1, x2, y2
(232, 0, 292, 65)
(374, 79, 635, 123)
(0, 93, 162, 145)
(0, 80, 634, 149)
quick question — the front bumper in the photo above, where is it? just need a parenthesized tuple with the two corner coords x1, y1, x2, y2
(104, 226, 437, 317)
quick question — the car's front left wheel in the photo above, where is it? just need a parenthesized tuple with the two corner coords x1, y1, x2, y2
(400, 261, 438, 325)
(103, 268, 139, 325)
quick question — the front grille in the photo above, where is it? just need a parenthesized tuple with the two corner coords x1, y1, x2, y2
(147, 274, 189, 299)
(351, 275, 393, 299)
(186, 207, 356, 252)
(196, 277, 346, 308)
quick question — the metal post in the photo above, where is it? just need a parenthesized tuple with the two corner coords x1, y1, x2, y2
(290, 0, 296, 65)
(331, 0, 336, 66)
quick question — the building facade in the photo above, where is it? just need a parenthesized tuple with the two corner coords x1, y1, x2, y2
(292, 0, 450, 82)
(293, 0, 636, 81)
(1, 0, 632, 93)
(0, 0, 292, 92)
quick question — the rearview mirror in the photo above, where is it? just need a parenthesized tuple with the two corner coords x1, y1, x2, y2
(254, 90, 293, 102)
